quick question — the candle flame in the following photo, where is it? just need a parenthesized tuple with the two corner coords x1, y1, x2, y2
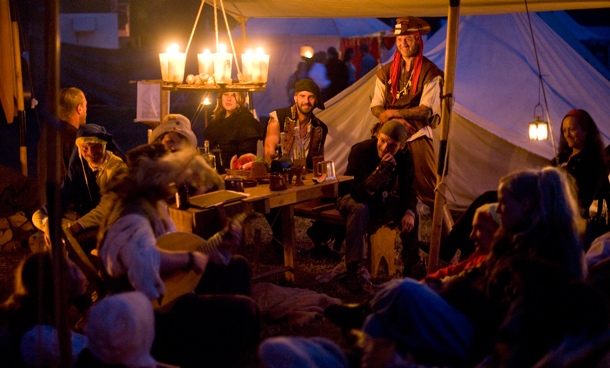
(218, 44, 227, 54)
(245, 49, 253, 55)
(167, 44, 179, 53)
(255, 47, 265, 55)
(203, 49, 211, 54)
(202, 97, 211, 105)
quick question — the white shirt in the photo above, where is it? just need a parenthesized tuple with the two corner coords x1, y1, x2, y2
(371, 75, 442, 142)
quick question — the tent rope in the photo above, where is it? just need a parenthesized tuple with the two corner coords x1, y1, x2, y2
(524, 0, 558, 161)
(219, 0, 242, 79)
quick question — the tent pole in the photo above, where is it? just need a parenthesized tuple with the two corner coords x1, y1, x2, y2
(428, 0, 460, 274)
(45, 0, 72, 366)
(10, 2, 26, 175)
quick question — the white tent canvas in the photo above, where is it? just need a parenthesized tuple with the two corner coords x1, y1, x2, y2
(229, 18, 391, 117)
(318, 12, 610, 209)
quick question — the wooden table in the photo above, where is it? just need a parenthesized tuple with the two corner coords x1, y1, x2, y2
(168, 173, 353, 281)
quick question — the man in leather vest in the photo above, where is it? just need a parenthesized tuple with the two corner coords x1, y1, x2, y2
(263, 79, 328, 252)
(370, 17, 443, 212)
(264, 79, 328, 169)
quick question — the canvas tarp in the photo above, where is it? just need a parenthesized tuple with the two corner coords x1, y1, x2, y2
(220, 0, 610, 19)
(227, 18, 391, 117)
(317, 12, 610, 209)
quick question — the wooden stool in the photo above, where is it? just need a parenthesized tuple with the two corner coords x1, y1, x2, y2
(368, 225, 398, 278)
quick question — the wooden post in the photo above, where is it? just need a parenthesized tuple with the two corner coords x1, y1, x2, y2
(428, 0, 460, 274)
(44, 0, 72, 365)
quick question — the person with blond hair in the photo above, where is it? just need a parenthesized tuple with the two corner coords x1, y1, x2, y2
(323, 167, 588, 366)
(37, 87, 88, 203)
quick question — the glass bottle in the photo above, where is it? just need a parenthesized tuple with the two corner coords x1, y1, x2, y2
(176, 183, 190, 209)
(202, 140, 216, 170)
(292, 124, 306, 167)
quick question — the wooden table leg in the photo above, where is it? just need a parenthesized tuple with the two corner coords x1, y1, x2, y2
(280, 205, 296, 282)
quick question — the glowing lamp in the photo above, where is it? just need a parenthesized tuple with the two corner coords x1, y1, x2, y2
(213, 44, 233, 84)
(300, 46, 314, 58)
(529, 117, 548, 140)
(241, 50, 254, 82)
(159, 44, 186, 84)
(197, 49, 214, 76)
(252, 47, 270, 84)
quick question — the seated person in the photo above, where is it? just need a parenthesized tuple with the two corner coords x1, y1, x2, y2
(203, 91, 264, 169)
(263, 79, 328, 249)
(424, 202, 499, 281)
(0, 251, 89, 367)
(32, 124, 126, 249)
(553, 109, 609, 219)
(324, 167, 588, 366)
(336, 120, 418, 292)
(151, 114, 221, 201)
(97, 143, 259, 367)
(74, 291, 167, 368)
(149, 113, 198, 152)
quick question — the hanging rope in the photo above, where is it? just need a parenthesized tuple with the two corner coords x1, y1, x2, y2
(213, 0, 219, 50)
(219, 0, 242, 78)
(524, 0, 558, 161)
(185, 0, 205, 56)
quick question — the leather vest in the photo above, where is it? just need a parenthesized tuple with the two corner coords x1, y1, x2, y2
(376, 56, 443, 110)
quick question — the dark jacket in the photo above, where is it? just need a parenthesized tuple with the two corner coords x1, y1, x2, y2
(553, 148, 609, 217)
(340, 138, 417, 217)
(203, 108, 264, 168)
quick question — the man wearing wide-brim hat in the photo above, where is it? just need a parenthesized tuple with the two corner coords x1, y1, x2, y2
(370, 16, 443, 211)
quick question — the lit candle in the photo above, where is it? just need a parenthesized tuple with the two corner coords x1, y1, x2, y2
(197, 49, 214, 76)
(160, 44, 186, 84)
(213, 44, 233, 84)
(252, 47, 270, 84)
(241, 50, 254, 82)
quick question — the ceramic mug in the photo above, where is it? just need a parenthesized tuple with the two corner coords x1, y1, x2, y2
(269, 173, 287, 191)
(312, 155, 324, 176)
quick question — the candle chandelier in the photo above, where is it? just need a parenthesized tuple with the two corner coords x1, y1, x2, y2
(159, 0, 269, 86)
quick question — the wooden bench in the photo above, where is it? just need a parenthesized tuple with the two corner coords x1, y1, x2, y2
(294, 200, 398, 278)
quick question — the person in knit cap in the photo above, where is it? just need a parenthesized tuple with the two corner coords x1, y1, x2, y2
(335, 120, 418, 293)
(150, 113, 198, 152)
(263, 78, 329, 251)
(370, 17, 443, 215)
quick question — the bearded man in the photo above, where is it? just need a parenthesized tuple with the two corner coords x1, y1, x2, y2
(263, 79, 328, 251)
(370, 17, 443, 210)
(264, 79, 328, 170)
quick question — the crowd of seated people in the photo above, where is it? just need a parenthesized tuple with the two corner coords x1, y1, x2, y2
(259, 166, 610, 368)
(7, 70, 610, 368)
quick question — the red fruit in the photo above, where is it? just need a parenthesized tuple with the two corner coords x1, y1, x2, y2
(238, 153, 256, 167)
(230, 155, 241, 170)
(242, 161, 253, 170)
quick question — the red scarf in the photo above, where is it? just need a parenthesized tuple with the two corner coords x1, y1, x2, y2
(390, 34, 424, 105)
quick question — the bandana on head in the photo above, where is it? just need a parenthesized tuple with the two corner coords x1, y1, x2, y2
(379, 120, 409, 144)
